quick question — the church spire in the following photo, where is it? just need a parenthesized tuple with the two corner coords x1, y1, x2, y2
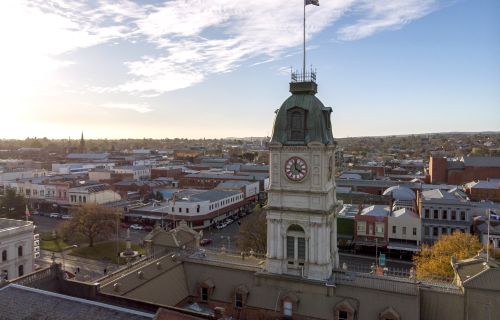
(79, 131, 85, 153)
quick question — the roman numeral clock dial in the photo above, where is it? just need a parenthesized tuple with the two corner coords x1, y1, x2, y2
(285, 157, 308, 181)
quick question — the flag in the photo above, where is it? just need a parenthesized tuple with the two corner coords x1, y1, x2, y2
(25, 205, 31, 217)
(491, 210, 500, 221)
(305, 0, 319, 6)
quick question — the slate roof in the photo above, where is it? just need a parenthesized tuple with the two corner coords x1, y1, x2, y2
(0, 284, 154, 320)
(462, 156, 500, 168)
(270, 92, 334, 145)
(216, 180, 253, 189)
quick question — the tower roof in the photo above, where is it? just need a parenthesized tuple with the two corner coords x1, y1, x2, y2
(270, 71, 334, 146)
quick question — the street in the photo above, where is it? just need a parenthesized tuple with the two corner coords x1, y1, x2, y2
(33, 213, 413, 278)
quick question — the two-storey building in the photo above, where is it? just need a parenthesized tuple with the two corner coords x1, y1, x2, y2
(0, 218, 36, 280)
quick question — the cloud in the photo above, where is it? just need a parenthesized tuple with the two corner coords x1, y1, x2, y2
(2, 0, 445, 99)
(100, 103, 153, 113)
(337, 0, 439, 40)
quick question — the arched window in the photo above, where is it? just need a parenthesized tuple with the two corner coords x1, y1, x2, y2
(287, 107, 307, 141)
(1, 250, 6, 262)
(286, 224, 306, 266)
(18, 246, 23, 257)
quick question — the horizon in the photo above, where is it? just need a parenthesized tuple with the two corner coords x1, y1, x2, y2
(1, 0, 499, 139)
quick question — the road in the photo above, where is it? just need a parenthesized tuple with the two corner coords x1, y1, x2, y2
(33, 213, 413, 275)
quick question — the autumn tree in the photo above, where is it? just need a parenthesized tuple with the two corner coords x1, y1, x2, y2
(413, 231, 482, 280)
(238, 204, 267, 254)
(0, 187, 27, 219)
(60, 204, 119, 247)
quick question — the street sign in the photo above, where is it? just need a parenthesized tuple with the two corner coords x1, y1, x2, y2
(379, 253, 386, 267)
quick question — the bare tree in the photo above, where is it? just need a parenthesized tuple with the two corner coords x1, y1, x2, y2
(61, 204, 119, 247)
(238, 205, 267, 254)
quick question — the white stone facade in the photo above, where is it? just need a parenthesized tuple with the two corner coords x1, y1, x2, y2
(0, 219, 36, 280)
(266, 142, 340, 280)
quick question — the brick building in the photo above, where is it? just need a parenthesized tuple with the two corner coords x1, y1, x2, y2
(430, 155, 500, 184)
(464, 179, 500, 202)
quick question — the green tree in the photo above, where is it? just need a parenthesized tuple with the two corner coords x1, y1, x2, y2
(238, 205, 267, 254)
(0, 187, 27, 219)
(413, 232, 482, 280)
(60, 204, 119, 247)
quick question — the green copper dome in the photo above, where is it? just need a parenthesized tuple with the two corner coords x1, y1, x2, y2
(270, 82, 334, 146)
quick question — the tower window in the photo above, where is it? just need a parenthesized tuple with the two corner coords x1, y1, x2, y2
(287, 107, 306, 141)
(286, 224, 306, 266)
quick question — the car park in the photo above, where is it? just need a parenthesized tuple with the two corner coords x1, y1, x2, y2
(130, 224, 143, 230)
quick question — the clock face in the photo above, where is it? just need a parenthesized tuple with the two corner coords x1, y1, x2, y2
(285, 157, 307, 181)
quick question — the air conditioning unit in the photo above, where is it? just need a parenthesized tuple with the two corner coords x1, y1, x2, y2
(33, 240, 40, 246)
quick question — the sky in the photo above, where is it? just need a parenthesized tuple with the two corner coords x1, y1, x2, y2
(0, 0, 499, 140)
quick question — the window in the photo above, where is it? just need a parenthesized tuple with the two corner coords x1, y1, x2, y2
(402, 227, 406, 235)
(197, 205, 200, 213)
(286, 236, 295, 260)
(442, 210, 448, 220)
(18, 265, 23, 277)
(83, 196, 86, 203)
(288, 107, 306, 141)
(338, 310, 348, 320)
(297, 238, 305, 260)
(460, 211, 466, 221)
(200, 287, 208, 302)
(424, 227, 430, 236)
(235, 293, 243, 308)
(171, 207, 174, 212)
(451, 210, 456, 220)
(375, 223, 384, 234)
(78, 195, 82, 202)
(357, 222, 366, 233)
(18, 246, 23, 257)
(1, 250, 6, 261)
(283, 301, 293, 317)
(433, 227, 438, 237)
(433, 210, 439, 219)
(286, 224, 306, 265)
(392, 226, 396, 234)
(178, 207, 182, 213)
(413, 227, 417, 236)
(186, 208, 189, 213)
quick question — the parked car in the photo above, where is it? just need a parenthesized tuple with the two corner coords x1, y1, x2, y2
(225, 218, 234, 224)
(61, 214, 72, 220)
(199, 238, 213, 246)
(121, 223, 130, 229)
(49, 213, 60, 218)
(143, 225, 154, 232)
(216, 223, 227, 230)
(130, 224, 143, 230)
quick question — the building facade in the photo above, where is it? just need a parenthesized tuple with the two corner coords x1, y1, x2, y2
(0, 219, 36, 280)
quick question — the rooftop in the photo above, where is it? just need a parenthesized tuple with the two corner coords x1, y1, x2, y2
(0, 218, 34, 233)
(0, 284, 154, 320)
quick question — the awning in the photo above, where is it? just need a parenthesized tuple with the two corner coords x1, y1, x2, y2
(387, 242, 420, 252)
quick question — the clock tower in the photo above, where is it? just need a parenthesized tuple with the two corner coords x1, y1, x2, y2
(265, 70, 340, 280)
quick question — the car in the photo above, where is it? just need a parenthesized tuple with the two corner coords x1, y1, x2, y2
(199, 238, 213, 246)
(121, 223, 130, 229)
(225, 218, 234, 224)
(129, 224, 143, 230)
(49, 213, 60, 218)
(61, 214, 72, 220)
(216, 223, 227, 230)
(143, 225, 154, 232)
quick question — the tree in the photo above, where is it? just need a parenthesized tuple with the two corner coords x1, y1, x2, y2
(413, 232, 482, 280)
(238, 205, 267, 254)
(0, 187, 27, 219)
(60, 204, 119, 247)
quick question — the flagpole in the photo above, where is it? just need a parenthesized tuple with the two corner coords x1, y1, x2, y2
(303, 0, 306, 80)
